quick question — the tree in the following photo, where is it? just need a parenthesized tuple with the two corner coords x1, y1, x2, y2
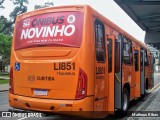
(0, 0, 5, 8)
(0, 16, 13, 35)
(0, 0, 29, 34)
(0, 33, 12, 72)
(34, 2, 54, 10)
(0, 0, 29, 71)
(10, 0, 29, 23)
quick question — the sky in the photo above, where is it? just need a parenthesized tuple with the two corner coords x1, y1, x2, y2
(0, 0, 145, 42)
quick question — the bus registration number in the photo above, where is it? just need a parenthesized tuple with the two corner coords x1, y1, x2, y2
(34, 89, 48, 96)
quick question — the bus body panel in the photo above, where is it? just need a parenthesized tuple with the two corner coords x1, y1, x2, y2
(12, 56, 80, 99)
(133, 44, 141, 97)
(11, 9, 86, 100)
(9, 5, 153, 118)
(9, 93, 94, 116)
(94, 18, 108, 112)
(10, 5, 96, 113)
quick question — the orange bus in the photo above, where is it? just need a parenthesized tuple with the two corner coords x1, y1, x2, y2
(9, 5, 153, 118)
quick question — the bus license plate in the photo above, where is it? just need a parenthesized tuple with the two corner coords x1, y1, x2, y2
(34, 89, 48, 96)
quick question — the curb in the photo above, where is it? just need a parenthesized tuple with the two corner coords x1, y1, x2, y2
(149, 83, 160, 93)
(0, 90, 9, 92)
(0, 83, 9, 92)
(0, 78, 9, 80)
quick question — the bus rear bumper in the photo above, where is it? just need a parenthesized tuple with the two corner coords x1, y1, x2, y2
(8, 92, 94, 116)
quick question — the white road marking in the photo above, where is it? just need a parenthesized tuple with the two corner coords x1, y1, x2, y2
(17, 117, 28, 120)
(149, 82, 160, 93)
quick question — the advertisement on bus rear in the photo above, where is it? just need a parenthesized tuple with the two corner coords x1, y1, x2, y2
(15, 12, 84, 50)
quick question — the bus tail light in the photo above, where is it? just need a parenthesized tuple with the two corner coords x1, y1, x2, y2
(9, 67, 14, 94)
(75, 68, 87, 100)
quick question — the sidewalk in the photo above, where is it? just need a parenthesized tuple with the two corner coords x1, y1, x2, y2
(0, 76, 9, 80)
(0, 76, 9, 92)
(0, 84, 9, 92)
(128, 84, 160, 120)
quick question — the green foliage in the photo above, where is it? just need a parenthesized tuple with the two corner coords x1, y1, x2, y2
(0, 0, 28, 34)
(0, 33, 12, 71)
(34, 2, 54, 10)
(10, 0, 28, 22)
(0, 73, 9, 77)
(0, 79, 9, 84)
(12, 0, 28, 5)
(0, 0, 5, 8)
(0, 16, 13, 35)
(0, 0, 29, 71)
(0, 16, 6, 33)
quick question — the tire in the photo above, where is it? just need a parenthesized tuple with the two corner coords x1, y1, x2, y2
(120, 88, 129, 116)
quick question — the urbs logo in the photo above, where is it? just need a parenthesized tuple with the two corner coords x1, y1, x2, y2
(23, 19, 30, 28)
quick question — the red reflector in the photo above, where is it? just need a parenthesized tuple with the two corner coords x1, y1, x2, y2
(81, 74, 85, 89)
(75, 68, 87, 100)
(9, 67, 14, 94)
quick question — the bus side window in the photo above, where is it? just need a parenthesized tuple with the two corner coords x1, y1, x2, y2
(134, 50, 139, 71)
(95, 20, 106, 62)
(123, 38, 132, 65)
(141, 51, 143, 71)
(108, 39, 112, 73)
(144, 50, 149, 66)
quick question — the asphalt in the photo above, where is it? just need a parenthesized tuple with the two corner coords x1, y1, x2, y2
(0, 84, 9, 92)
(0, 76, 9, 92)
(127, 84, 160, 120)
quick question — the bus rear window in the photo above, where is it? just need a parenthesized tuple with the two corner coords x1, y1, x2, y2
(15, 12, 84, 50)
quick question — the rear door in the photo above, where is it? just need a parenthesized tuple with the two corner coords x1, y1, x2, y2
(94, 19, 107, 111)
(107, 36, 115, 112)
(133, 49, 141, 97)
(140, 48, 145, 95)
(114, 35, 123, 110)
(107, 34, 123, 112)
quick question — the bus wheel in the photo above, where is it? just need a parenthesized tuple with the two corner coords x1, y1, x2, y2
(121, 88, 129, 115)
